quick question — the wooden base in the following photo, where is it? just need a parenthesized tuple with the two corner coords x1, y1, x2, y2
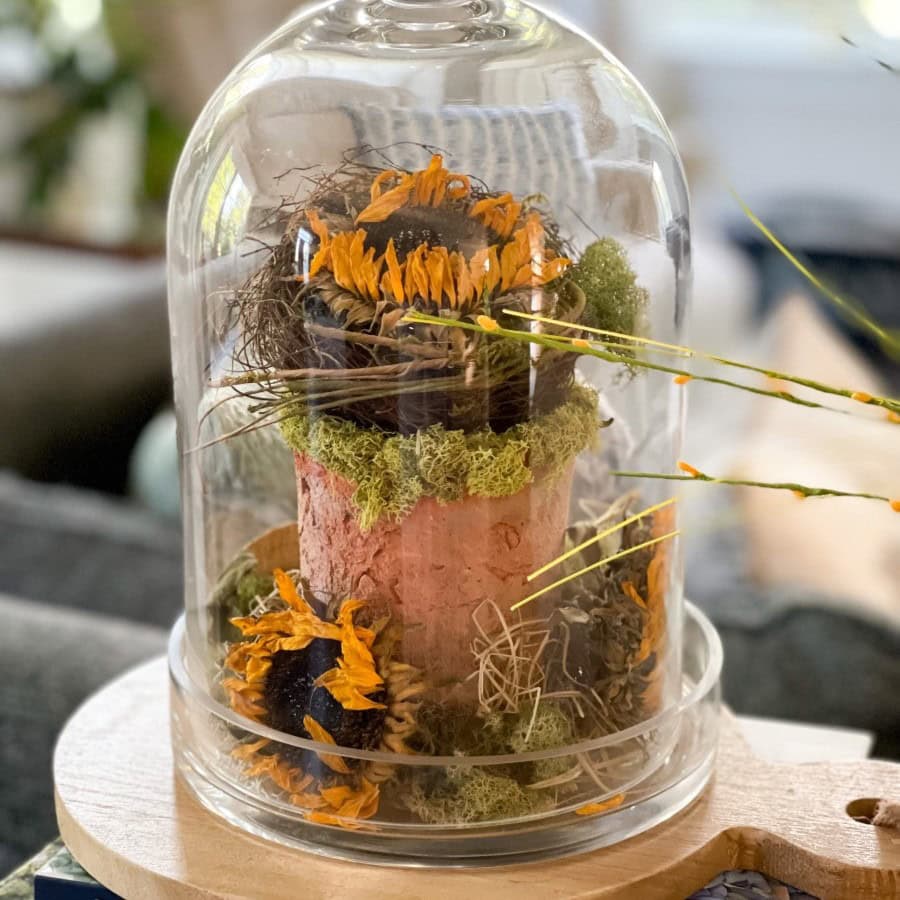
(55, 657, 900, 900)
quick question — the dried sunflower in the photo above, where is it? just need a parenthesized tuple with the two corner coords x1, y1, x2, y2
(223, 569, 425, 827)
(300, 154, 571, 313)
(233, 152, 587, 433)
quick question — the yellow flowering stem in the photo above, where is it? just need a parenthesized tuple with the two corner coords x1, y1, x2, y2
(501, 308, 900, 418)
(400, 311, 849, 415)
(612, 470, 897, 507)
(733, 190, 900, 359)
(526, 497, 678, 583)
(511, 531, 680, 612)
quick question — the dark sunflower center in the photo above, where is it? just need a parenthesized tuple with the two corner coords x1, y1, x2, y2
(263, 640, 386, 771)
(363, 205, 494, 260)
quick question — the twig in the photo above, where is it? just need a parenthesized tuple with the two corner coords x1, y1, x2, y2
(211, 358, 448, 387)
(304, 323, 449, 359)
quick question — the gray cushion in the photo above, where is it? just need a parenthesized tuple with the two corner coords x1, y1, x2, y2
(0, 242, 168, 482)
(0, 472, 182, 629)
(0, 595, 166, 866)
(687, 488, 900, 758)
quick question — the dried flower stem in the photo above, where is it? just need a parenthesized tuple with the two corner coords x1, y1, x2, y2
(613, 470, 895, 505)
(401, 311, 849, 414)
(734, 191, 900, 359)
(502, 309, 900, 416)
(511, 530, 680, 612)
(526, 496, 678, 583)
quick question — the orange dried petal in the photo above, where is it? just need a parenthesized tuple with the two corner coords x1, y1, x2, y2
(348, 230, 369, 297)
(384, 239, 404, 302)
(576, 794, 625, 816)
(357, 177, 415, 223)
(306, 810, 368, 829)
(316, 668, 386, 711)
(622, 581, 647, 610)
(308, 243, 333, 279)
(433, 246, 455, 307)
(369, 168, 402, 202)
(426, 249, 445, 304)
(500, 242, 520, 292)
(447, 175, 470, 200)
(414, 155, 443, 205)
(273, 633, 318, 652)
(524, 211, 543, 244)
(508, 263, 533, 290)
(320, 784, 356, 808)
(274, 569, 314, 613)
(452, 251, 473, 307)
(231, 738, 270, 761)
(228, 690, 266, 720)
(484, 246, 501, 295)
(244, 655, 272, 685)
(412, 246, 430, 300)
(336, 233, 359, 293)
(306, 209, 330, 245)
(303, 715, 352, 775)
(540, 257, 571, 283)
(468, 248, 490, 298)
(229, 612, 294, 637)
(268, 760, 304, 794)
(363, 245, 383, 301)
(291, 792, 329, 810)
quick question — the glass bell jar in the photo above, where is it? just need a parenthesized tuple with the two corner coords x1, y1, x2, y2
(167, 0, 722, 865)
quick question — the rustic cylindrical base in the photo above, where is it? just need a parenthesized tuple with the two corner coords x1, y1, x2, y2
(294, 453, 574, 693)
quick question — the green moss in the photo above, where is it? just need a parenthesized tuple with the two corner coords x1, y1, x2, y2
(281, 384, 601, 530)
(465, 431, 532, 498)
(236, 571, 274, 610)
(405, 766, 549, 825)
(416, 426, 469, 503)
(208, 552, 275, 645)
(569, 237, 648, 339)
(281, 413, 422, 530)
(508, 702, 577, 782)
(403, 702, 578, 823)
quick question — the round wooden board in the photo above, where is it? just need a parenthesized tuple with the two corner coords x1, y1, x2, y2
(55, 657, 900, 900)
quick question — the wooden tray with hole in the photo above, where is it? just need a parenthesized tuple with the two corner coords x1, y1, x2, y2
(53, 653, 900, 899)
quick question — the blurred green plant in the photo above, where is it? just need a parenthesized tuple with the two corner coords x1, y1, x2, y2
(1, 0, 186, 245)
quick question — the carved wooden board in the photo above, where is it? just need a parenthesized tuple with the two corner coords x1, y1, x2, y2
(55, 657, 900, 899)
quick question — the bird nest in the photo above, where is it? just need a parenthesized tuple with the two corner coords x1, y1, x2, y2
(229, 149, 592, 435)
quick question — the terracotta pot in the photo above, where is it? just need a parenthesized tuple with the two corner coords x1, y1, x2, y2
(294, 453, 574, 695)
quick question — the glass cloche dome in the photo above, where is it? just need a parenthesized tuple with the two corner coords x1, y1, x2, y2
(167, 0, 721, 865)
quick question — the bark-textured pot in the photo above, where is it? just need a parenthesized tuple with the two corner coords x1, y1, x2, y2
(294, 453, 575, 695)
